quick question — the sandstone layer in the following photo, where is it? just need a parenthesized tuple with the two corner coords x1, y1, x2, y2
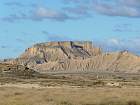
(4, 41, 140, 73)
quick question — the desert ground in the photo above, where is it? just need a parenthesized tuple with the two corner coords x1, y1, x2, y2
(0, 71, 140, 105)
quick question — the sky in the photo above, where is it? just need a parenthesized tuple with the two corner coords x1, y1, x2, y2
(1, 0, 140, 59)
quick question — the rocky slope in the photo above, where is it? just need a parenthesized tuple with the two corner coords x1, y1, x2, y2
(4, 41, 140, 73)
(35, 51, 140, 73)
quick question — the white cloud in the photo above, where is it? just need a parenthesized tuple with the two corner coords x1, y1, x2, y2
(1, 6, 72, 22)
(63, 0, 140, 18)
(120, 0, 140, 7)
(108, 38, 120, 45)
(2, 0, 140, 23)
(34, 7, 67, 20)
(31, 7, 72, 21)
(93, 0, 140, 17)
(97, 37, 140, 54)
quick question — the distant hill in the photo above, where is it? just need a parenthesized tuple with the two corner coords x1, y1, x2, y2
(3, 41, 140, 73)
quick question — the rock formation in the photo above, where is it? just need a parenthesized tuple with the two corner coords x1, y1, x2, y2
(35, 51, 140, 73)
(0, 63, 39, 77)
(3, 41, 140, 73)
(9, 41, 101, 67)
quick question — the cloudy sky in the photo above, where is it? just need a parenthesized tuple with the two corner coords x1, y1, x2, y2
(0, 0, 140, 58)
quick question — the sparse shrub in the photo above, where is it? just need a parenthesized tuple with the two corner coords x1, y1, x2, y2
(82, 104, 95, 105)
(93, 80, 105, 86)
(127, 100, 138, 105)
(14, 92, 23, 96)
(59, 101, 73, 105)
(132, 77, 139, 81)
(97, 100, 140, 105)
(46, 98, 53, 102)
(115, 76, 126, 81)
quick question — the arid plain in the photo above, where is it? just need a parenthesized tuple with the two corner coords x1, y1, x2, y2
(0, 41, 140, 105)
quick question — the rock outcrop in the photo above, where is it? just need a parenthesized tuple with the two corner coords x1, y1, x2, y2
(10, 41, 101, 67)
(0, 63, 39, 78)
(4, 41, 140, 73)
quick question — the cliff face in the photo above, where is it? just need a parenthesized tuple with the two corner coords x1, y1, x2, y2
(6, 41, 140, 73)
(12, 41, 101, 67)
(20, 41, 101, 59)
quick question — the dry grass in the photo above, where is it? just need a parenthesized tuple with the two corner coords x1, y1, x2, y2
(0, 71, 140, 105)
(0, 86, 140, 105)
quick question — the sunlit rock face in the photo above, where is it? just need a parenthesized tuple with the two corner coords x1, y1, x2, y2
(4, 41, 140, 73)
(20, 41, 102, 59)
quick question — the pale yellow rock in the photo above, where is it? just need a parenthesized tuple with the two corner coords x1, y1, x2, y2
(4, 41, 140, 73)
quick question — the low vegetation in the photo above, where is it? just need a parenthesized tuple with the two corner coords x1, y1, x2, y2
(0, 86, 140, 105)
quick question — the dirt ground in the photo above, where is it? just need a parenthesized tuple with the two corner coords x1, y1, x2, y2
(0, 72, 140, 105)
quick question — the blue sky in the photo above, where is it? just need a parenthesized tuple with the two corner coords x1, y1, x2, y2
(1, 0, 140, 58)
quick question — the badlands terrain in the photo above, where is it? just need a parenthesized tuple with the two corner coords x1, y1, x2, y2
(0, 41, 140, 105)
